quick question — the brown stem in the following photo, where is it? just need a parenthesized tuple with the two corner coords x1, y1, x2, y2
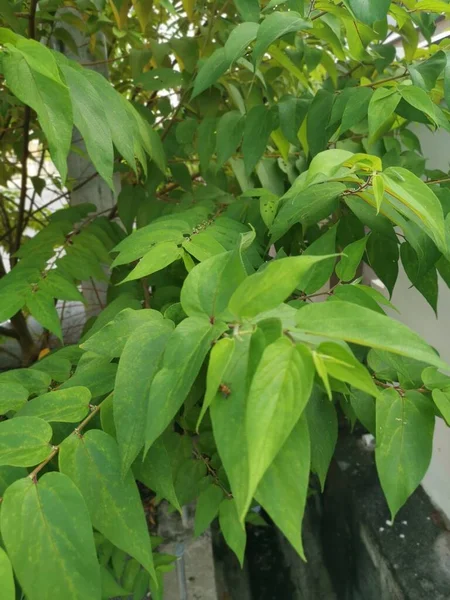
(26, 398, 107, 483)
(11, 0, 38, 263)
(0, 326, 20, 340)
(142, 278, 151, 308)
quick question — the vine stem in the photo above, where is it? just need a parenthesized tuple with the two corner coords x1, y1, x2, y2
(26, 399, 106, 482)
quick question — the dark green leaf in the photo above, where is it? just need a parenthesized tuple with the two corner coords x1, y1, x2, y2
(253, 11, 312, 65)
(343, 0, 390, 25)
(305, 386, 337, 490)
(301, 225, 337, 294)
(410, 51, 446, 90)
(242, 105, 277, 175)
(307, 89, 334, 157)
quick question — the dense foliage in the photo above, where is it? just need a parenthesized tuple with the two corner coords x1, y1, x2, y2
(2, 0, 450, 598)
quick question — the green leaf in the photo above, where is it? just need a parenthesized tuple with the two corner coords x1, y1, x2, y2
(225, 22, 259, 63)
(317, 342, 378, 397)
(82, 297, 144, 342)
(0, 546, 15, 600)
(229, 254, 335, 318)
(134, 435, 182, 512)
(101, 566, 131, 598)
(278, 95, 309, 146)
(120, 241, 183, 283)
(136, 68, 183, 91)
(235, 0, 260, 21)
(0, 417, 52, 467)
(376, 389, 435, 519)
(218, 499, 246, 566)
(301, 225, 337, 294)
(255, 415, 310, 559)
(82, 69, 139, 173)
(253, 11, 312, 65)
(399, 85, 439, 126)
(81, 308, 164, 359)
(192, 48, 230, 98)
(59, 430, 156, 580)
(1, 472, 101, 600)
(422, 366, 450, 390)
(0, 383, 28, 414)
(115, 319, 174, 476)
(340, 87, 373, 133)
(26, 289, 62, 340)
(307, 89, 334, 157)
(211, 335, 251, 518)
(414, 0, 450, 13)
(242, 105, 277, 175)
(366, 231, 399, 296)
(14, 387, 91, 423)
(245, 338, 313, 515)
(180, 242, 249, 320)
(373, 172, 385, 213)
(296, 301, 447, 369)
(432, 389, 450, 426)
(197, 337, 235, 430)
(349, 389, 375, 434)
(59, 63, 114, 188)
(194, 484, 224, 537)
(305, 386, 337, 491)
(336, 235, 369, 282)
(368, 88, 401, 141)
(400, 242, 438, 313)
(60, 359, 117, 398)
(31, 354, 72, 383)
(382, 166, 446, 251)
(410, 51, 446, 91)
(197, 117, 217, 172)
(270, 182, 346, 242)
(145, 317, 226, 451)
(343, 0, 390, 25)
(216, 111, 245, 167)
(0, 465, 27, 496)
(2, 41, 72, 181)
(0, 368, 50, 395)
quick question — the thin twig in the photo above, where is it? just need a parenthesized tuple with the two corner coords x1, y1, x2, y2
(12, 0, 39, 263)
(26, 399, 106, 482)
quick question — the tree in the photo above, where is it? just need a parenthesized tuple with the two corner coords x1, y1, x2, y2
(1, 0, 450, 597)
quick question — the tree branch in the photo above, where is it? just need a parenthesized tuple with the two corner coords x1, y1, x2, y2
(0, 326, 20, 340)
